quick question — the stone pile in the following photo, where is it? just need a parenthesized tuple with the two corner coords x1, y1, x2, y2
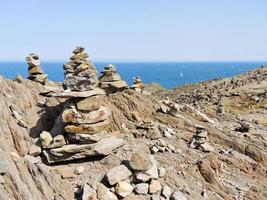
(99, 64, 128, 93)
(26, 53, 47, 84)
(131, 76, 145, 92)
(189, 125, 214, 152)
(29, 47, 125, 163)
(63, 46, 98, 91)
(82, 143, 187, 200)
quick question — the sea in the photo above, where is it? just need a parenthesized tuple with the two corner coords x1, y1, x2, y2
(0, 61, 266, 89)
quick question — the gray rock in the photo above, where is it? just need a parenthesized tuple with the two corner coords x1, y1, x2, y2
(136, 156, 158, 182)
(0, 160, 8, 175)
(106, 165, 132, 186)
(158, 167, 166, 177)
(135, 183, 149, 194)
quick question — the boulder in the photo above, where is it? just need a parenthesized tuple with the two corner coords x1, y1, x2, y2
(135, 183, 149, 195)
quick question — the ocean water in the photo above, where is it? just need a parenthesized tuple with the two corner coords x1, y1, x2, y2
(0, 61, 265, 89)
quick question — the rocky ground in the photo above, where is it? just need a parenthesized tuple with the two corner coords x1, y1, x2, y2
(0, 66, 266, 200)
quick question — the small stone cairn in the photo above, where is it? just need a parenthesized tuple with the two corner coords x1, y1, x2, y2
(63, 46, 98, 91)
(189, 125, 213, 152)
(31, 47, 124, 163)
(131, 76, 145, 92)
(99, 64, 128, 93)
(26, 53, 47, 84)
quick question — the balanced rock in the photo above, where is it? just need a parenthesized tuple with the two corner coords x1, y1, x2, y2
(26, 53, 47, 84)
(99, 64, 128, 93)
(63, 47, 98, 91)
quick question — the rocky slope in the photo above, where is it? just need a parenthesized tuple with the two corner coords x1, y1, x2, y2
(0, 65, 266, 200)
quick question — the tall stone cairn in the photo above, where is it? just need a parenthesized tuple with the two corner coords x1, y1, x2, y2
(131, 76, 145, 92)
(41, 47, 120, 163)
(26, 53, 47, 84)
(63, 47, 97, 91)
(99, 64, 128, 93)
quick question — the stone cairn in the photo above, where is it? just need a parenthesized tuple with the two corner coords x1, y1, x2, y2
(189, 125, 213, 152)
(131, 76, 145, 92)
(63, 46, 97, 91)
(26, 53, 47, 84)
(31, 47, 124, 164)
(99, 64, 128, 93)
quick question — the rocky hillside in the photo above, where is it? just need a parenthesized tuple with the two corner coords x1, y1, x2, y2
(0, 58, 266, 200)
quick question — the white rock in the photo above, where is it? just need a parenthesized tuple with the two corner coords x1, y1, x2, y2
(158, 167, 166, 177)
(162, 185, 172, 199)
(106, 165, 132, 185)
(115, 181, 133, 197)
(40, 131, 53, 149)
(171, 191, 187, 200)
(135, 183, 149, 194)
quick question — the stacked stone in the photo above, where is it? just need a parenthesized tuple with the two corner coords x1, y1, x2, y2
(63, 47, 98, 91)
(38, 47, 123, 164)
(26, 53, 47, 84)
(99, 64, 128, 93)
(131, 76, 145, 92)
(189, 125, 213, 152)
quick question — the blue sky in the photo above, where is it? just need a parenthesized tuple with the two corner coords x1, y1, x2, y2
(0, 0, 266, 61)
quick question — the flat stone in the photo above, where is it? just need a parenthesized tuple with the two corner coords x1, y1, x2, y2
(149, 180, 162, 194)
(40, 131, 53, 149)
(73, 46, 85, 54)
(28, 138, 42, 156)
(171, 191, 187, 200)
(99, 73, 122, 82)
(76, 95, 100, 111)
(63, 75, 98, 92)
(115, 181, 133, 197)
(52, 88, 105, 98)
(74, 63, 89, 75)
(62, 106, 111, 124)
(65, 118, 110, 135)
(135, 183, 149, 194)
(43, 137, 124, 163)
(106, 165, 132, 185)
(28, 66, 44, 75)
(28, 74, 48, 84)
(70, 52, 89, 60)
(67, 131, 109, 143)
(99, 80, 128, 93)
